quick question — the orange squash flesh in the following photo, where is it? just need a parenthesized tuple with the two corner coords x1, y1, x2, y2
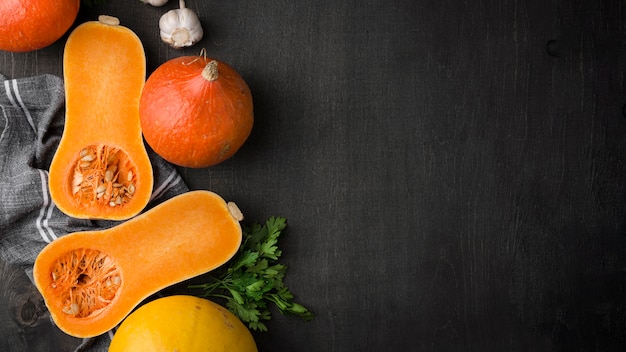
(33, 190, 243, 338)
(49, 15, 153, 220)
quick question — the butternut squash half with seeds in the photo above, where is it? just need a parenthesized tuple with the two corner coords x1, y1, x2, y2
(33, 190, 244, 338)
(49, 15, 153, 220)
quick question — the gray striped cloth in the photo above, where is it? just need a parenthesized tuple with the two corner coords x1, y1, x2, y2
(0, 73, 189, 351)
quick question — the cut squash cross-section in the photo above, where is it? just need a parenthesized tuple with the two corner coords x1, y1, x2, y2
(49, 15, 153, 220)
(33, 190, 244, 338)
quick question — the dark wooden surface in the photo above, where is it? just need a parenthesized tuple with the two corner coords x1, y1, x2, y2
(2, 0, 626, 351)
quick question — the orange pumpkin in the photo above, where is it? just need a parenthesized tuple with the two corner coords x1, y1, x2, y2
(33, 190, 244, 338)
(0, 0, 80, 52)
(139, 54, 254, 168)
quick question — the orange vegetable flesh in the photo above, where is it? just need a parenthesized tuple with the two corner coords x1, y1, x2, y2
(49, 16, 152, 220)
(33, 190, 243, 338)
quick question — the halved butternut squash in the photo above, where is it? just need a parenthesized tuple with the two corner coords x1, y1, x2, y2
(49, 15, 152, 220)
(32, 190, 243, 338)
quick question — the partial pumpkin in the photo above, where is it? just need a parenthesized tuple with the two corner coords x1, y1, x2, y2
(139, 54, 254, 168)
(33, 190, 244, 338)
(0, 0, 80, 52)
(109, 295, 258, 352)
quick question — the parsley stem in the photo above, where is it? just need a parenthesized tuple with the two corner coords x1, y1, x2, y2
(189, 217, 313, 331)
(203, 293, 233, 301)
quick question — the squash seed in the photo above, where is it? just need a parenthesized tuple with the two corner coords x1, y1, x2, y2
(104, 170, 114, 182)
(72, 173, 83, 187)
(62, 303, 80, 316)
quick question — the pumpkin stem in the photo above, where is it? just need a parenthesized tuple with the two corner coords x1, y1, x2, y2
(98, 15, 120, 26)
(227, 201, 244, 221)
(201, 60, 219, 82)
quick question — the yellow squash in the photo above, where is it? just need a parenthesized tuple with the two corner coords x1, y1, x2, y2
(109, 295, 258, 352)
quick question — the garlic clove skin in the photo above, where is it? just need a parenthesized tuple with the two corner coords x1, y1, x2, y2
(140, 0, 169, 6)
(159, 0, 203, 49)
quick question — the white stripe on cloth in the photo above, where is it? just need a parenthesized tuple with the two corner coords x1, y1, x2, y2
(36, 170, 57, 243)
(150, 170, 183, 202)
(5, 79, 37, 133)
(0, 105, 8, 143)
(39, 170, 57, 241)
(3, 80, 16, 106)
(6, 79, 58, 243)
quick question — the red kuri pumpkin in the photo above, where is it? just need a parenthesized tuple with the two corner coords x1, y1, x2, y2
(139, 54, 254, 168)
(0, 0, 80, 52)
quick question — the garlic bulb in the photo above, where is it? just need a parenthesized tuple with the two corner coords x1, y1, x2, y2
(159, 0, 203, 49)
(141, 0, 168, 6)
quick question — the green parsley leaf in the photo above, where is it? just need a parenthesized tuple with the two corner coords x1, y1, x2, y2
(190, 216, 314, 331)
(230, 250, 259, 272)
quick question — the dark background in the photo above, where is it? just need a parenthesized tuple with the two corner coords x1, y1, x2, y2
(2, 0, 626, 351)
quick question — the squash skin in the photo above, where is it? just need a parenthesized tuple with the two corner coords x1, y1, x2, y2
(33, 190, 243, 338)
(49, 17, 153, 220)
(139, 56, 254, 168)
(109, 295, 258, 352)
(0, 0, 80, 52)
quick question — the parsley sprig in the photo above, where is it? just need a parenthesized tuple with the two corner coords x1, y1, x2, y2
(190, 216, 314, 331)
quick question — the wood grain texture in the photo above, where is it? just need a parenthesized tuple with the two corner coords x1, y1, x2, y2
(2, 0, 626, 351)
(0, 261, 80, 351)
